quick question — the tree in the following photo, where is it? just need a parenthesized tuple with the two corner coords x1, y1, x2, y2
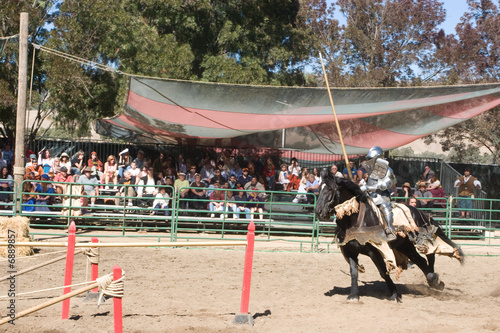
(0, 0, 57, 144)
(306, 0, 446, 87)
(424, 0, 500, 163)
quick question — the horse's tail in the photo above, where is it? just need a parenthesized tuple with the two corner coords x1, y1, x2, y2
(431, 218, 465, 265)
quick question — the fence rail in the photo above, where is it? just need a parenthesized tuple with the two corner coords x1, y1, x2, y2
(1, 181, 498, 252)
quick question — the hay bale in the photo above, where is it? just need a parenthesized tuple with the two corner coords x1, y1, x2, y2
(0, 216, 33, 257)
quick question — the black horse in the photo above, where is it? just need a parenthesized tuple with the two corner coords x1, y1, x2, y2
(315, 170, 464, 302)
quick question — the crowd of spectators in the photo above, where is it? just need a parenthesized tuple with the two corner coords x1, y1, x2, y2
(0, 143, 479, 219)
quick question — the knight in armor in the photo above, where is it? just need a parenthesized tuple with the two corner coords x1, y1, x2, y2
(359, 146, 396, 239)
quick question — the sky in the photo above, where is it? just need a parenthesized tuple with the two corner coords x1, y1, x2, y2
(439, 0, 470, 33)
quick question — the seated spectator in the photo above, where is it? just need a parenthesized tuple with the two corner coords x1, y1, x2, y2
(358, 172, 369, 186)
(237, 168, 252, 188)
(288, 157, 301, 190)
(71, 150, 85, 176)
(227, 174, 238, 190)
(408, 196, 418, 208)
(88, 151, 104, 179)
(136, 165, 148, 184)
(277, 164, 290, 191)
(396, 182, 414, 203)
(38, 148, 54, 174)
(177, 154, 187, 174)
(153, 152, 168, 175)
(156, 171, 166, 186)
(233, 188, 251, 219)
(225, 190, 236, 216)
(151, 186, 170, 216)
(79, 166, 100, 207)
(247, 190, 264, 220)
(220, 149, 234, 175)
(1, 143, 14, 167)
(137, 166, 157, 207)
(187, 165, 197, 183)
(200, 161, 215, 185)
(53, 166, 74, 195)
(0, 152, 8, 171)
(230, 163, 243, 179)
(52, 157, 61, 174)
(34, 174, 54, 212)
(117, 148, 131, 178)
(414, 182, 433, 209)
(164, 167, 176, 183)
(60, 153, 72, 171)
(293, 172, 310, 203)
(133, 150, 146, 170)
(208, 184, 227, 218)
(252, 155, 263, 178)
(427, 174, 446, 208)
(357, 160, 367, 181)
(0, 166, 13, 202)
(422, 165, 435, 184)
(114, 170, 136, 207)
(25, 153, 37, 168)
(25, 159, 44, 180)
(211, 168, 226, 185)
(164, 177, 174, 198)
(263, 157, 276, 190)
(305, 173, 320, 203)
(343, 160, 358, 181)
(22, 180, 36, 212)
(247, 160, 256, 177)
(189, 173, 207, 213)
(216, 161, 228, 180)
(127, 161, 140, 178)
(103, 155, 119, 188)
(313, 168, 322, 183)
(174, 172, 190, 209)
(24, 145, 35, 166)
(244, 176, 266, 198)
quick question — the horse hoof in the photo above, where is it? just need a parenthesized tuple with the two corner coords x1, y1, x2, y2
(347, 294, 360, 302)
(427, 273, 445, 290)
(389, 293, 402, 303)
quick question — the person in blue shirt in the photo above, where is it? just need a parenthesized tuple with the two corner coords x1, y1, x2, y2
(343, 160, 358, 182)
(305, 173, 320, 203)
(232, 188, 251, 219)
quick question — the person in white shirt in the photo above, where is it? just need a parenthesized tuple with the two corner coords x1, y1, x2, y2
(137, 166, 157, 207)
(151, 187, 170, 216)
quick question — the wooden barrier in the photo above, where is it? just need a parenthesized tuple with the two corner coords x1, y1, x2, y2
(0, 281, 98, 325)
(0, 241, 247, 248)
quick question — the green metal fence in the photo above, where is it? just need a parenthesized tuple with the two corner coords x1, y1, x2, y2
(1, 182, 497, 252)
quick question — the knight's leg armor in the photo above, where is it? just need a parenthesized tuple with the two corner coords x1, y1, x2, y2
(380, 201, 395, 236)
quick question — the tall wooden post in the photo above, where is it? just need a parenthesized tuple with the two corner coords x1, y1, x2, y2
(14, 12, 29, 212)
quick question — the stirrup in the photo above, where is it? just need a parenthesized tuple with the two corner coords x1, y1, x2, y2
(385, 228, 396, 241)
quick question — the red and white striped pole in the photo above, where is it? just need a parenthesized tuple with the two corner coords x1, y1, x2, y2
(113, 265, 123, 333)
(91, 237, 99, 292)
(61, 221, 76, 319)
(234, 220, 255, 325)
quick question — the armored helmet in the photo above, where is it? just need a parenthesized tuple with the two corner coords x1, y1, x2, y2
(366, 146, 382, 160)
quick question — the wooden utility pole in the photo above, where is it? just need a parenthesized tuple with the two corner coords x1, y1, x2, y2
(14, 12, 29, 213)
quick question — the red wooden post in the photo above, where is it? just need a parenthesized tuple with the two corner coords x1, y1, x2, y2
(61, 221, 76, 319)
(113, 265, 123, 333)
(240, 220, 255, 314)
(91, 237, 99, 292)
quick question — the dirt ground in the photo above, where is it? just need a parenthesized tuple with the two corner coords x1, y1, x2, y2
(1, 232, 500, 333)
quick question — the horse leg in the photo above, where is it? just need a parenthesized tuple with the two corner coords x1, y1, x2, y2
(366, 245, 401, 302)
(347, 256, 360, 302)
(399, 239, 444, 291)
(426, 253, 436, 273)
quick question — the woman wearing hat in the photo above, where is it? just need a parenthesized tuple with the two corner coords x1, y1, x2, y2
(396, 181, 414, 203)
(60, 152, 72, 171)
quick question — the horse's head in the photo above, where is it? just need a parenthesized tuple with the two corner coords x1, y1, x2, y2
(315, 168, 338, 221)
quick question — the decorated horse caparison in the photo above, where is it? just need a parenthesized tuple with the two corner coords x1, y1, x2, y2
(315, 170, 464, 302)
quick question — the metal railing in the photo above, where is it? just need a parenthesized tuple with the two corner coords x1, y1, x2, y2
(2, 182, 498, 252)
